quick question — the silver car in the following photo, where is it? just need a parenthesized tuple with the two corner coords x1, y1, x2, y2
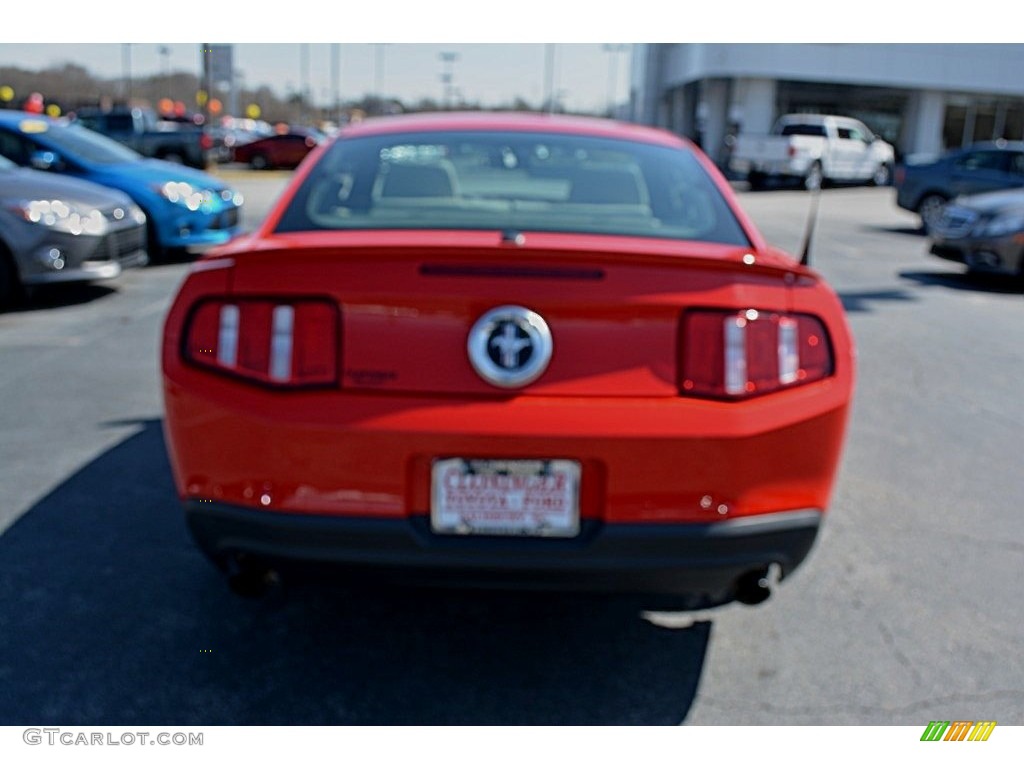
(929, 188, 1024, 278)
(0, 153, 148, 305)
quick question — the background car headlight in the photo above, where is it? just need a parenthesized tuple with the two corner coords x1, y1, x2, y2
(11, 199, 109, 236)
(126, 205, 147, 225)
(220, 188, 244, 206)
(977, 211, 1024, 238)
(153, 181, 213, 212)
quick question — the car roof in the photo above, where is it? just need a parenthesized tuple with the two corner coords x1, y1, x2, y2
(338, 111, 687, 149)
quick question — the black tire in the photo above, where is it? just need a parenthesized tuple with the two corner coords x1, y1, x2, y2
(804, 161, 823, 191)
(871, 161, 892, 187)
(748, 171, 766, 191)
(917, 193, 949, 234)
(0, 246, 23, 309)
(250, 153, 269, 171)
(144, 215, 165, 264)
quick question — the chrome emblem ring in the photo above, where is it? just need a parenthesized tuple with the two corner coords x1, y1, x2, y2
(467, 305, 553, 388)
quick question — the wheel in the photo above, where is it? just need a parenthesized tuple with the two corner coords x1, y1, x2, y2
(871, 161, 892, 187)
(250, 153, 269, 171)
(748, 170, 766, 191)
(0, 248, 22, 309)
(917, 193, 949, 234)
(804, 161, 823, 191)
(144, 215, 166, 264)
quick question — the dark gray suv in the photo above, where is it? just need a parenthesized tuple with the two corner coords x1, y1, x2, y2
(895, 142, 1024, 232)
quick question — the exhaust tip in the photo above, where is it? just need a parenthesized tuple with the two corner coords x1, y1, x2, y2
(224, 552, 281, 599)
(734, 566, 775, 606)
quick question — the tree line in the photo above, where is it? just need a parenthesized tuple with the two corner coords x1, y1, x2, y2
(0, 62, 580, 126)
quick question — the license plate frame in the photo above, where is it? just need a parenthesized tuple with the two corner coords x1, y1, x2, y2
(430, 458, 581, 538)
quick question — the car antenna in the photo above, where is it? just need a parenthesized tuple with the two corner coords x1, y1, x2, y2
(798, 183, 821, 266)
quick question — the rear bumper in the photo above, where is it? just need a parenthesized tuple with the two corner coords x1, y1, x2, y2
(186, 501, 822, 603)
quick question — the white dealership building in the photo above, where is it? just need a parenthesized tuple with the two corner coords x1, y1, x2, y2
(629, 44, 1024, 167)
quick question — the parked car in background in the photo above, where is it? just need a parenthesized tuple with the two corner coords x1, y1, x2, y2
(0, 153, 147, 305)
(928, 188, 1024, 278)
(895, 142, 1024, 233)
(72, 107, 211, 169)
(232, 128, 324, 170)
(163, 112, 854, 606)
(208, 125, 268, 164)
(0, 111, 243, 258)
(731, 114, 894, 190)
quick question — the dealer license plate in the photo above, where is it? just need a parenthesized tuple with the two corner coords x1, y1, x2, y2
(430, 458, 581, 537)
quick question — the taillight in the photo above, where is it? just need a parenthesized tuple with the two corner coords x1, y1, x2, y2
(184, 298, 339, 387)
(681, 309, 833, 399)
(200, 133, 214, 150)
(894, 165, 905, 186)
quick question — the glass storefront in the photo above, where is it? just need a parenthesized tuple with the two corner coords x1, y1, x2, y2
(943, 99, 1024, 148)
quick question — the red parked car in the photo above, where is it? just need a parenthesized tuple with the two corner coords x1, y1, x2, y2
(231, 128, 323, 170)
(162, 113, 854, 606)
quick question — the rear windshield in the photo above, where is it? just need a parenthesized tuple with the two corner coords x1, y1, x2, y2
(274, 130, 751, 246)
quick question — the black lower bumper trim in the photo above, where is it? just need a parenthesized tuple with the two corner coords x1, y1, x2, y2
(185, 502, 822, 604)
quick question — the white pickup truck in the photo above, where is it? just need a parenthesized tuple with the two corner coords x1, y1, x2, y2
(730, 114, 895, 190)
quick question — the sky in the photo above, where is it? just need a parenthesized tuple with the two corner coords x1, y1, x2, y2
(0, 43, 632, 114)
(0, 2, 1005, 116)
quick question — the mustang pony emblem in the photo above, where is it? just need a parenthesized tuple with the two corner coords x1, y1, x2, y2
(490, 322, 533, 369)
(468, 305, 553, 388)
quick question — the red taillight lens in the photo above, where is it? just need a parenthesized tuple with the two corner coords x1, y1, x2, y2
(200, 133, 214, 150)
(681, 309, 833, 399)
(894, 166, 905, 186)
(184, 298, 339, 387)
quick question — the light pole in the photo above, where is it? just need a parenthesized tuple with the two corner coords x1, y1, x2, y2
(439, 51, 459, 109)
(331, 43, 341, 125)
(122, 43, 132, 104)
(159, 46, 171, 101)
(544, 44, 556, 114)
(602, 44, 629, 117)
(374, 44, 388, 97)
(299, 43, 310, 124)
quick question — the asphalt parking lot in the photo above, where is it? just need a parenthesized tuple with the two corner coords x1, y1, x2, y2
(1, 175, 1021, 725)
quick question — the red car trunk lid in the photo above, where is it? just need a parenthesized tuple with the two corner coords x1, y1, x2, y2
(221, 232, 796, 398)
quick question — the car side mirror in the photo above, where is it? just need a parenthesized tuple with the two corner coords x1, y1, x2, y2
(30, 150, 62, 172)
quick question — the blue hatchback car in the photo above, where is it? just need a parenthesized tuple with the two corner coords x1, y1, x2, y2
(0, 111, 243, 255)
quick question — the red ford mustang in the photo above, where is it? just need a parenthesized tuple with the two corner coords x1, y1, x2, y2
(162, 112, 854, 606)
